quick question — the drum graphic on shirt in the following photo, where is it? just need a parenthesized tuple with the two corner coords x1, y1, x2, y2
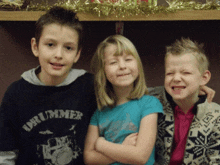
(37, 125, 81, 165)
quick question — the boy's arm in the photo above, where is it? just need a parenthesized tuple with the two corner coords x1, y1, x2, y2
(84, 125, 116, 165)
(148, 86, 215, 103)
(148, 86, 164, 98)
(95, 113, 158, 165)
(0, 100, 19, 165)
(199, 86, 215, 103)
(0, 151, 17, 165)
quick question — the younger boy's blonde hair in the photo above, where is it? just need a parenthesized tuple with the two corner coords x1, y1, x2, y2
(165, 38, 209, 74)
(91, 35, 148, 110)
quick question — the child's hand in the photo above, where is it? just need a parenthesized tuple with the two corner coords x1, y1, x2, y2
(122, 133, 138, 146)
(199, 86, 215, 103)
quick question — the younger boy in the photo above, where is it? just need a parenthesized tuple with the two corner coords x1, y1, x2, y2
(0, 7, 96, 165)
(152, 38, 220, 165)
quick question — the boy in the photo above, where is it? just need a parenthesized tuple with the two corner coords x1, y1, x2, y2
(0, 7, 96, 165)
(151, 38, 220, 165)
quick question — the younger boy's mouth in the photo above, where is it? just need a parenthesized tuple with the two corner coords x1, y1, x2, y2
(172, 86, 185, 90)
(171, 86, 185, 94)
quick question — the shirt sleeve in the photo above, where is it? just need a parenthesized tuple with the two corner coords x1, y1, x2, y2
(89, 109, 99, 126)
(0, 89, 19, 151)
(139, 95, 164, 119)
(0, 151, 17, 165)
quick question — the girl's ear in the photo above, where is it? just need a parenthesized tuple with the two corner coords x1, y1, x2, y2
(201, 70, 211, 86)
(31, 38, 39, 57)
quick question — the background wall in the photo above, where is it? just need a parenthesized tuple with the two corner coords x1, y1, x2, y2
(0, 20, 219, 103)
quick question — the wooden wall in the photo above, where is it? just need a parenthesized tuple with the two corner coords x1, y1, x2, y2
(0, 20, 219, 103)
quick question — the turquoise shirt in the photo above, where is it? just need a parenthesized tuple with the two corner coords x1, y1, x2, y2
(90, 95, 163, 165)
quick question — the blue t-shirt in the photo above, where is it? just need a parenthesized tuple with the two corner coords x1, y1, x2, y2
(90, 95, 163, 165)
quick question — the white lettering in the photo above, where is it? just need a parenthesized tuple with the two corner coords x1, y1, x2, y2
(22, 110, 83, 132)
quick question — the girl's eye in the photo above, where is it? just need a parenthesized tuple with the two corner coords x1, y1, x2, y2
(110, 61, 117, 65)
(125, 58, 132, 61)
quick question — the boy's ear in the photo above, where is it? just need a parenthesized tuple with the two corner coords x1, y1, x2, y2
(73, 49, 82, 63)
(201, 70, 211, 86)
(31, 38, 39, 57)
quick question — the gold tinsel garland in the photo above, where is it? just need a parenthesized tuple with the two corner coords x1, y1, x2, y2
(0, 0, 220, 17)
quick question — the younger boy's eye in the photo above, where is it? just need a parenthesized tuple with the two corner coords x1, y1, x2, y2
(184, 72, 191, 75)
(166, 73, 173, 76)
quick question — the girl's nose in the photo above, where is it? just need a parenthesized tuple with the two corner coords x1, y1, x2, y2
(118, 59, 126, 69)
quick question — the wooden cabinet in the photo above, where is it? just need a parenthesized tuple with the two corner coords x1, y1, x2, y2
(0, 10, 220, 21)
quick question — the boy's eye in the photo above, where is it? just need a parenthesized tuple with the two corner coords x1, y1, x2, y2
(47, 43, 54, 47)
(66, 46, 73, 51)
(183, 72, 191, 75)
(166, 73, 173, 76)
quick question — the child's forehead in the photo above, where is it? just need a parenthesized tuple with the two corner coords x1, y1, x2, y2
(104, 44, 132, 57)
(44, 23, 72, 29)
(41, 23, 79, 40)
(166, 53, 198, 62)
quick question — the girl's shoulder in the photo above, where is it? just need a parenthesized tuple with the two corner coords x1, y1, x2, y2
(139, 94, 161, 104)
(137, 95, 163, 115)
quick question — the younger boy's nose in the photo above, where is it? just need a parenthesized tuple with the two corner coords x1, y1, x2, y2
(173, 73, 181, 81)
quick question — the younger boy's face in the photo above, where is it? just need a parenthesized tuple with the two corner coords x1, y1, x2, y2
(164, 53, 204, 104)
(31, 23, 81, 85)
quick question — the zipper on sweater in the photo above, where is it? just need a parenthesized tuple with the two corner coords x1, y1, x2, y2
(182, 115, 196, 165)
(168, 114, 175, 165)
(168, 114, 195, 165)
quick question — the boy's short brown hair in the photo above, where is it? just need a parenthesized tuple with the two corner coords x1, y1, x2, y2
(35, 6, 83, 52)
(165, 38, 209, 74)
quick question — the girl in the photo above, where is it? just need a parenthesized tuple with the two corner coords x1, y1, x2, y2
(84, 35, 163, 165)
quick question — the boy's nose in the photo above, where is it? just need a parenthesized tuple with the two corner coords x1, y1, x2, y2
(173, 73, 181, 81)
(55, 47, 63, 59)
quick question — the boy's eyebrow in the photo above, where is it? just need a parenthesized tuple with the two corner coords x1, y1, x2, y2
(43, 38, 77, 45)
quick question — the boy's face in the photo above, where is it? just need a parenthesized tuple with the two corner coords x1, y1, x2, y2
(31, 23, 81, 85)
(164, 53, 205, 104)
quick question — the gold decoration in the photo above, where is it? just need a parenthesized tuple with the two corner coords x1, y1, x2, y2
(0, 0, 23, 10)
(1, 0, 220, 17)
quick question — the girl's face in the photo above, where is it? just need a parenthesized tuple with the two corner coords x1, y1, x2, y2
(104, 44, 139, 90)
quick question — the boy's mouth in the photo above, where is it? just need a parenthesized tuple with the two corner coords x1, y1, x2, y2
(172, 86, 185, 90)
(172, 86, 185, 94)
(50, 63, 64, 69)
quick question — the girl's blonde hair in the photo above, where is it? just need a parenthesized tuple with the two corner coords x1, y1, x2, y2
(91, 35, 148, 110)
(165, 38, 209, 74)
